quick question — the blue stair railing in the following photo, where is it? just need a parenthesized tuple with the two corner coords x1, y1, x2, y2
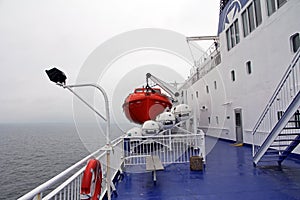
(252, 48, 300, 166)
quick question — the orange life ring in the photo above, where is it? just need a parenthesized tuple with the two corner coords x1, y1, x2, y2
(80, 159, 102, 200)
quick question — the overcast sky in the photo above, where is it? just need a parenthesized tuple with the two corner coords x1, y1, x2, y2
(0, 0, 219, 123)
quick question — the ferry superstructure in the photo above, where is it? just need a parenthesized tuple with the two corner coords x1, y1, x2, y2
(182, 0, 300, 162)
(18, 0, 300, 199)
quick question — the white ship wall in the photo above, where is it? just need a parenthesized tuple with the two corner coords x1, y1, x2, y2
(184, 0, 300, 153)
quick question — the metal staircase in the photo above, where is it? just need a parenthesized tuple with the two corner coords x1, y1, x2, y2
(252, 48, 300, 166)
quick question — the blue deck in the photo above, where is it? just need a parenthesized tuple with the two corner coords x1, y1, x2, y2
(112, 138, 300, 200)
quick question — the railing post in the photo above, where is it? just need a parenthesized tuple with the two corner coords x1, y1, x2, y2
(168, 129, 172, 150)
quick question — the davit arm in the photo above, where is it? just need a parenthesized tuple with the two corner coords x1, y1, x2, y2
(146, 73, 180, 103)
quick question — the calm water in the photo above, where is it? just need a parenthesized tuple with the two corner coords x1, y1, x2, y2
(0, 123, 123, 200)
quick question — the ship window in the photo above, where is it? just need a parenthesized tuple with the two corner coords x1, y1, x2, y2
(231, 70, 236, 82)
(234, 20, 240, 44)
(242, 1, 262, 37)
(181, 91, 184, 97)
(246, 61, 252, 74)
(216, 116, 219, 124)
(214, 81, 217, 90)
(206, 85, 209, 93)
(242, 11, 249, 37)
(226, 29, 231, 50)
(277, 0, 287, 8)
(267, 0, 287, 16)
(235, 113, 241, 126)
(226, 19, 240, 51)
(248, 3, 255, 32)
(252, 0, 262, 28)
(230, 25, 236, 48)
(196, 91, 199, 98)
(254, 0, 262, 26)
(291, 33, 300, 53)
(277, 111, 284, 120)
(267, 0, 276, 16)
(208, 117, 211, 124)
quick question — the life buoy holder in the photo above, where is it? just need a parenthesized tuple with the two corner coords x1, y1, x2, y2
(80, 159, 102, 200)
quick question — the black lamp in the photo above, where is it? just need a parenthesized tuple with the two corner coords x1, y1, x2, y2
(45, 67, 67, 85)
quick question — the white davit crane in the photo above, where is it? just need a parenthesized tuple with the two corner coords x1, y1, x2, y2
(146, 73, 180, 103)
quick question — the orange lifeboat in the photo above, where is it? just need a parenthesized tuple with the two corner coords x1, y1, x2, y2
(123, 87, 172, 124)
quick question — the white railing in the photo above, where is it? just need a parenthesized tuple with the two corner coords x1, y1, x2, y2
(18, 137, 124, 200)
(19, 130, 205, 199)
(124, 132, 205, 167)
(183, 42, 221, 89)
(195, 41, 219, 69)
(252, 48, 300, 157)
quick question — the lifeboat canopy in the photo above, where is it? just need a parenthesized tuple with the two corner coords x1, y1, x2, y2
(156, 111, 176, 129)
(142, 120, 160, 136)
(171, 104, 192, 121)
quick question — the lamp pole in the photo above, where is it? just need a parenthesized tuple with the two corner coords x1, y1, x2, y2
(46, 68, 112, 200)
(59, 83, 112, 200)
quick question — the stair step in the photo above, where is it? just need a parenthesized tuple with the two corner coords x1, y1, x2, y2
(263, 154, 281, 158)
(270, 144, 289, 147)
(259, 159, 279, 162)
(264, 152, 287, 156)
(263, 151, 288, 156)
(283, 127, 300, 130)
(274, 139, 300, 142)
(287, 120, 300, 123)
(279, 133, 300, 136)
(266, 149, 280, 153)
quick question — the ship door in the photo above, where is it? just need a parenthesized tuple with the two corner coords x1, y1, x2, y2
(234, 109, 243, 143)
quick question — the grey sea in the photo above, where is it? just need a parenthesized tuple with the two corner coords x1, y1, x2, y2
(0, 123, 124, 200)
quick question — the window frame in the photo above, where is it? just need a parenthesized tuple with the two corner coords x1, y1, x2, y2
(226, 29, 232, 50)
(234, 20, 240, 44)
(267, 0, 276, 16)
(291, 33, 300, 53)
(254, 0, 262, 26)
(242, 1, 262, 37)
(242, 11, 249, 37)
(230, 25, 236, 48)
(277, 0, 287, 8)
(248, 3, 255, 33)
(267, 0, 287, 16)
(226, 19, 240, 51)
